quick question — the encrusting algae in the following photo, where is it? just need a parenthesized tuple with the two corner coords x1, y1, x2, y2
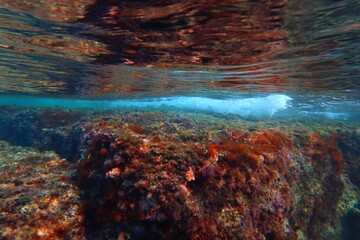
(0, 141, 85, 240)
(0, 108, 359, 240)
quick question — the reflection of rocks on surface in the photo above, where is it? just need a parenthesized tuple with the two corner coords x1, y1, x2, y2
(0, 0, 95, 22)
(0, 0, 288, 66)
(0, 0, 291, 96)
(81, 0, 289, 66)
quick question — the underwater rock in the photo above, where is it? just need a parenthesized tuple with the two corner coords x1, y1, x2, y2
(0, 141, 84, 240)
(0, 107, 84, 160)
(76, 114, 359, 240)
(0, 108, 358, 239)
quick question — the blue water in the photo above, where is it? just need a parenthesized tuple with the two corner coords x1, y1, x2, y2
(0, 2, 360, 240)
(0, 0, 359, 120)
(0, 94, 291, 118)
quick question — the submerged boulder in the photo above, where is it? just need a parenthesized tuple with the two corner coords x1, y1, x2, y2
(76, 113, 359, 240)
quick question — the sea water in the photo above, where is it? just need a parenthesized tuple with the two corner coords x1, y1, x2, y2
(0, 0, 359, 239)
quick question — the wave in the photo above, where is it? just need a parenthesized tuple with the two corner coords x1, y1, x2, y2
(0, 94, 291, 117)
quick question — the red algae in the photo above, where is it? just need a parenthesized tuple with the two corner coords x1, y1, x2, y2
(0, 109, 359, 240)
(304, 131, 345, 175)
(185, 167, 195, 182)
(79, 120, 350, 240)
(126, 125, 147, 135)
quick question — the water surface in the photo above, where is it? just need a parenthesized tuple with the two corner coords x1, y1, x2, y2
(0, 0, 359, 119)
(0, 2, 360, 239)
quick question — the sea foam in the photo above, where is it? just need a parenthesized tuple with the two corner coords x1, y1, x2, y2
(0, 94, 292, 117)
(109, 94, 292, 117)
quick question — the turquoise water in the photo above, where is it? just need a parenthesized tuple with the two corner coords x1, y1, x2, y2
(0, 0, 359, 121)
(1, 1, 360, 240)
(0, 94, 354, 120)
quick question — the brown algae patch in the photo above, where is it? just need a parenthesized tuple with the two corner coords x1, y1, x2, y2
(0, 141, 85, 240)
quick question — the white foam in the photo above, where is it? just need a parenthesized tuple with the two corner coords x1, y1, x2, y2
(0, 94, 292, 117)
(109, 94, 292, 117)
